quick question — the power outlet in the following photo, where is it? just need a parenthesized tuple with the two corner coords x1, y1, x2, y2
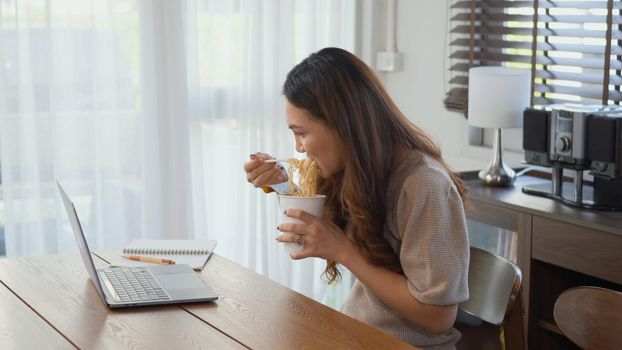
(376, 51, 404, 72)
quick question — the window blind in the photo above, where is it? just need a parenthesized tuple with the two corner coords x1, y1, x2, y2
(444, 0, 622, 115)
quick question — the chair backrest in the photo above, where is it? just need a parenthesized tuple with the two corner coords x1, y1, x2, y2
(554, 286, 622, 350)
(460, 246, 522, 326)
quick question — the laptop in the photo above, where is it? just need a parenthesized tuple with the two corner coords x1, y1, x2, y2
(57, 182, 218, 308)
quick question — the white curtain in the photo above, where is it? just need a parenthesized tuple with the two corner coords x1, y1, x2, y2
(0, 0, 355, 306)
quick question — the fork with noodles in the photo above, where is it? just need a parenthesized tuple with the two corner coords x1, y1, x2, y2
(261, 157, 318, 196)
(286, 158, 318, 197)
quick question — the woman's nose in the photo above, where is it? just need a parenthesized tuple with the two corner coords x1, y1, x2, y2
(295, 141, 305, 153)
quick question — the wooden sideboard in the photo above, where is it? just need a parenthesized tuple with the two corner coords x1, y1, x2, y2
(463, 173, 622, 349)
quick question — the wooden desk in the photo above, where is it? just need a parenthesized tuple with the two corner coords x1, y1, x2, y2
(0, 252, 416, 349)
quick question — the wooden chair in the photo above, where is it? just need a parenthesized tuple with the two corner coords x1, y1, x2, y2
(553, 286, 622, 350)
(455, 246, 526, 350)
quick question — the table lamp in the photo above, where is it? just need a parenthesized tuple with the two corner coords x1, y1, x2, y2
(468, 66, 531, 186)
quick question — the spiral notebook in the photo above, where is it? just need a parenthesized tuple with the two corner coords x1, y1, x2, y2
(111, 239, 217, 271)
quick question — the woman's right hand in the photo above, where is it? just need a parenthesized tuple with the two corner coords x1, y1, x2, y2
(244, 152, 288, 188)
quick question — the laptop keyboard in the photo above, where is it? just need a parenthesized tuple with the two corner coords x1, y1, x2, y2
(104, 267, 170, 303)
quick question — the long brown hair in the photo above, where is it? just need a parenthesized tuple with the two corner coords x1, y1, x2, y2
(283, 48, 467, 284)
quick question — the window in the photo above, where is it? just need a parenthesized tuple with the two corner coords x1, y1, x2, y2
(0, 140, 3, 256)
(445, 0, 622, 114)
(0, 0, 141, 256)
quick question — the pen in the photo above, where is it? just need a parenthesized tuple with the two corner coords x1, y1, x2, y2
(122, 255, 175, 265)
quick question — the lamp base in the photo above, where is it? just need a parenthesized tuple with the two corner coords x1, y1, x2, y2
(478, 164, 516, 186)
(478, 128, 516, 187)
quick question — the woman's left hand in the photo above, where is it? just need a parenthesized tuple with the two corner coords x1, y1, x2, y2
(276, 209, 354, 262)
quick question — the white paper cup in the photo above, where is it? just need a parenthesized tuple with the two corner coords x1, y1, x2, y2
(277, 194, 326, 254)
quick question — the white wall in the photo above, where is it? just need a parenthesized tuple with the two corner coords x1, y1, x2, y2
(382, 2, 467, 154)
(374, 1, 524, 172)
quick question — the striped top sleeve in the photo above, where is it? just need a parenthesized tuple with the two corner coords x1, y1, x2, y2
(395, 164, 470, 305)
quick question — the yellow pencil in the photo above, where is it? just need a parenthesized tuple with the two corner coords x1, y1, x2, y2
(122, 255, 175, 265)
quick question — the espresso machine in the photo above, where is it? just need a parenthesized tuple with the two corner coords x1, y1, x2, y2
(522, 104, 622, 210)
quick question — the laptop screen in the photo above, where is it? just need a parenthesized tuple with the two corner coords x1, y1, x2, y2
(57, 182, 107, 303)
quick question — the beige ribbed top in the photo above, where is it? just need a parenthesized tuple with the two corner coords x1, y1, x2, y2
(341, 150, 470, 350)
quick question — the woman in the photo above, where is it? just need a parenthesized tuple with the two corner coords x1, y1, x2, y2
(243, 47, 469, 349)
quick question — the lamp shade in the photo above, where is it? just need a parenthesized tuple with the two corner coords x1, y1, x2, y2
(468, 67, 531, 128)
